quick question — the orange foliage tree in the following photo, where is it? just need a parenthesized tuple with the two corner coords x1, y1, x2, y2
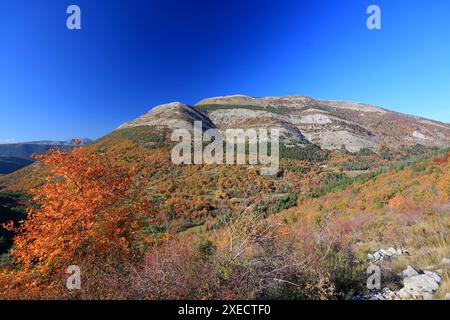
(1, 147, 153, 298)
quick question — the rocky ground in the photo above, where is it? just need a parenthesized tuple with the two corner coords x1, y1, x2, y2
(355, 249, 450, 300)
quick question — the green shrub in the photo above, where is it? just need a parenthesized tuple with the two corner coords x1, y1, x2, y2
(197, 237, 216, 258)
(0, 253, 14, 270)
(357, 147, 376, 156)
(280, 145, 330, 162)
(372, 196, 386, 209)
(282, 162, 310, 174)
(254, 193, 298, 216)
(0, 190, 29, 253)
(341, 160, 373, 171)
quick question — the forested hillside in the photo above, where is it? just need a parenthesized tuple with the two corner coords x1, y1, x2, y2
(0, 119, 448, 298)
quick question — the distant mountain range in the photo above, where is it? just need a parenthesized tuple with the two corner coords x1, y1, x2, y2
(0, 139, 92, 174)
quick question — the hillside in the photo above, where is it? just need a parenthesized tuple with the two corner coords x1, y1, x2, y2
(195, 95, 450, 152)
(117, 94, 450, 153)
(0, 95, 449, 300)
(1, 140, 447, 299)
(2, 94, 448, 190)
(0, 157, 33, 175)
(278, 151, 450, 299)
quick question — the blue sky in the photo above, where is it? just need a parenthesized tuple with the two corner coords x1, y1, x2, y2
(1, 0, 449, 142)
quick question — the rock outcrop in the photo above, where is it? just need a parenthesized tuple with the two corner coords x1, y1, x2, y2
(355, 266, 443, 300)
(116, 94, 450, 153)
(367, 248, 410, 263)
(397, 267, 443, 300)
(118, 102, 215, 133)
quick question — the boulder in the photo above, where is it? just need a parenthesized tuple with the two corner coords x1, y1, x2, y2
(356, 265, 443, 300)
(387, 247, 397, 255)
(422, 293, 433, 300)
(424, 271, 442, 284)
(367, 247, 409, 262)
(373, 252, 381, 261)
(397, 288, 412, 299)
(403, 274, 440, 293)
(356, 288, 400, 300)
(402, 265, 420, 278)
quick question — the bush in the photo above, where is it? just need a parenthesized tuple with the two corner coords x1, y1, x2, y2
(282, 162, 310, 174)
(254, 193, 298, 217)
(0, 190, 29, 254)
(280, 145, 330, 162)
(307, 169, 387, 199)
(357, 148, 375, 157)
(197, 237, 215, 258)
(0, 253, 15, 270)
(341, 160, 373, 171)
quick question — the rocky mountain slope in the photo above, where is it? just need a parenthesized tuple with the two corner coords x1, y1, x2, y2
(118, 102, 215, 132)
(2, 94, 449, 188)
(118, 95, 450, 153)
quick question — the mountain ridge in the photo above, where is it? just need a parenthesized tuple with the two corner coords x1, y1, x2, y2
(0, 139, 92, 175)
(118, 94, 450, 153)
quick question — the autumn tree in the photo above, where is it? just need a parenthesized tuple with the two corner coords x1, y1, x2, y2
(1, 147, 153, 298)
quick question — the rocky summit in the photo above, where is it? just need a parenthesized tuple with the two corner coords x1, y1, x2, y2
(118, 94, 450, 153)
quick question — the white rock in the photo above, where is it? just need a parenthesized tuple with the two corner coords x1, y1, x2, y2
(424, 271, 442, 284)
(402, 265, 420, 278)
(368, 247, 409, 263)
(441, 258, 450, 265)
(413, 131, 427, 140)
(374, 252, 381, 261)
(387, 247, 397, 255)
(356, 265, 443, 300)
(445, 293, 450, 300)
(297, 114, 332, 124)
(422, 293, 433, 300)
(397, 288, 412, 299)
(404, 274, 440, 293)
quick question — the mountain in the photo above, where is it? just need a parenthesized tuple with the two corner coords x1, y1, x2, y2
(0, 139, 92, 174)
(1, 94, 449, 189)
(1, 95, 449, 300)
(115, 94, 450, 153)
(194, 95, 450, 152)
(20, 138, 93, 146)
(118, 102, 216, 135)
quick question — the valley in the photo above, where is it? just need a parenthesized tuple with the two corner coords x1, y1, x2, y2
(0, 139, 92, 174)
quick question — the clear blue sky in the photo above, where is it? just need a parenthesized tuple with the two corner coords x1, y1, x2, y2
(1, 0, 449, 142)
